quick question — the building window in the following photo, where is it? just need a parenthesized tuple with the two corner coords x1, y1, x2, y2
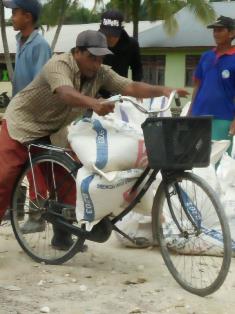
(142, 55, 165, 85)
(185, 55, 201, 87)
(0, 63, 10, 81)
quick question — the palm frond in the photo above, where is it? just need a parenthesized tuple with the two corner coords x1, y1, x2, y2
(186, 0, 216, 25)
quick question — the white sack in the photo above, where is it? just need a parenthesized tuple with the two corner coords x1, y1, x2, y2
(115, 212, 153, 247)
(68, 117, 148, 174)
(210, 140, 231, 165)
(76, 167, 143, 222)
(192, 164, 221, 195)
(217, 153, 235, 190)
(107, 96, 171, 126)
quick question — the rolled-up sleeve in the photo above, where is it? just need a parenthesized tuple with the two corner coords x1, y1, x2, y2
(42, 58, 74, 93)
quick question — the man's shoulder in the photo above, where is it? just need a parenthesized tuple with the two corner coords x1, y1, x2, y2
(120, 30, 139, 48)
(33, 32, 50, 47)
(201, 49, 215, 58)
(99, 64, 113, 76)
(47, 52, 71, 63)
(100, 64, 112, 71)
(43, 53, 75, 72)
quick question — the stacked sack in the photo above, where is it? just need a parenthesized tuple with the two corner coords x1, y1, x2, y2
(68, 96, 169, 223)
(217, 153, 235, 254)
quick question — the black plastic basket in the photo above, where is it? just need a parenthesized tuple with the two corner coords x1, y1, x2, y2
(141, 116, 212, 170)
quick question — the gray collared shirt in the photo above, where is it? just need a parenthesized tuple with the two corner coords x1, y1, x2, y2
(5, 52, 132, 143)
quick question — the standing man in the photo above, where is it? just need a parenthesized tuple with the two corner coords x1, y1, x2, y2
(0, 30, 188, 250)
(3, 0, 51, 96)
(3, 0, 52, 233)
(99, 9, 143, 97)
(189, 16, 235, 155)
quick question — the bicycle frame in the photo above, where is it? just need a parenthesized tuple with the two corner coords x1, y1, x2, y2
(26, 143, 191, 246)
(23, 91, 190, 245)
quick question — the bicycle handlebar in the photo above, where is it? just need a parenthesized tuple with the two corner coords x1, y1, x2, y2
(104, 90, 181, 116)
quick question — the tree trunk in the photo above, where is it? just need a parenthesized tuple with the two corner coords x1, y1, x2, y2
(0, 0, 13, 82)
(132, 0, 141, 40)
(50, 21, 64, 52)
(50, 0, 70, 53)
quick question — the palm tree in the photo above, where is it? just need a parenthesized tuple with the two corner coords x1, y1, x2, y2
(145, 0, 216, 37)
(0, 0, 13, 82)
(42, 0, 76, 52)
(94, 0, 216, 40)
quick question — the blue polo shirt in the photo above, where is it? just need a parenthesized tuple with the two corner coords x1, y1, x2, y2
(192, 48, 235, 120)
(13, 30, 51, 96)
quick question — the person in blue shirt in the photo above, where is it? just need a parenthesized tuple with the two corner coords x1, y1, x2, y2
(3, 0, 52, 235)
(189, 16, 235, 155)
(3, 0, 52, 96)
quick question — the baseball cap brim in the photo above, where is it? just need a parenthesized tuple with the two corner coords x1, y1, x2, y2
(100, 26, 122, 37)
(207, 22, 225, 29)
(87, 47, 113, 56)
(2, 0, 19, 9)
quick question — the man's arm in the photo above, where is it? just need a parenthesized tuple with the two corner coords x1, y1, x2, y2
(55, 86, 114, 116)
(43, 60, 114, 116)
(122, 81, 189, 98)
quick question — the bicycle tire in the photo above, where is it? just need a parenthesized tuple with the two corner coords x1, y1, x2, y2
(152, 171, 232, 296)
(10, 151, 84, 265)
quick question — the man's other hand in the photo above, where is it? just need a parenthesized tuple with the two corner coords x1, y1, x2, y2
(92, 99, 115, 116)
(162, 87, 190, 98)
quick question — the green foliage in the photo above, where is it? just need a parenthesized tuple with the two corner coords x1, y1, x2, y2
(64, 7, 100, 24)
(102, 0, 216, 38)
(40, 0, 71, 26)
(40, 0, 100, 25)
(185, 0, 216, 25)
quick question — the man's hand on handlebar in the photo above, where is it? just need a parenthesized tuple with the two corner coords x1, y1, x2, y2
(161, 87, 190, 98)
(91, 99, 115, 116)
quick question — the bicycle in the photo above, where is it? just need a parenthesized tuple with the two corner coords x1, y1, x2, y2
(9, 91, 232, 297)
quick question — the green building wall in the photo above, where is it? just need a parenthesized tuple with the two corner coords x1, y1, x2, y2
(141, 47, 208, 106)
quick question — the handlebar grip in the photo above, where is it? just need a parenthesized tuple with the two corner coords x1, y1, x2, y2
(105, 94, 122, 103)
(175, 95, 181, 107)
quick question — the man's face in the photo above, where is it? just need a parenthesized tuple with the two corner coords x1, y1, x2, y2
(74, 50, 104, 79)
(11, 8, 32, 31)
(105, 35, 120, 48)
(213, 27, 234, 45)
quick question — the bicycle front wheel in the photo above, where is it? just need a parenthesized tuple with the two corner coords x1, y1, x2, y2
(11, 151, 84, 265)
(152, 171, 231, 296)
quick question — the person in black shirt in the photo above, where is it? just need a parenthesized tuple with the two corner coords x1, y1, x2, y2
(99, 9, 143, 98)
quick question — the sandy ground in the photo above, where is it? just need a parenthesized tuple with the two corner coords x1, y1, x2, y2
(0, 222, 235, 314)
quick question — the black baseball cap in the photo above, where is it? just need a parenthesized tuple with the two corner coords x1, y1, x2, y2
(100, 10, 124, 37)
(207, 15, 235, 31)
(76, 30, 113, 56)
(3, 0, 42, 21)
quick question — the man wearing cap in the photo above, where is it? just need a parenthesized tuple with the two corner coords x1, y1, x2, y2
(2, 0, 52, 233)
(99, 9, 142, 98)
(189, 15, 235, 155)
(3, 0, 51, 96)
(0, 30, 188, 250)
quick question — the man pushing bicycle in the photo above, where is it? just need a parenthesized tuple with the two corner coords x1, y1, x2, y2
(0, 30, 188, 250)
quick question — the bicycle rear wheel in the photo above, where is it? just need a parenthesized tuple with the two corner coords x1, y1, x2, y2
(152, 171, 231, 296)
(10, 151, 84, 265)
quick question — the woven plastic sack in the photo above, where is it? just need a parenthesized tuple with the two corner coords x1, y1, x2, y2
(68, 116, 147, 174)
(76, 167, 143, 222)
